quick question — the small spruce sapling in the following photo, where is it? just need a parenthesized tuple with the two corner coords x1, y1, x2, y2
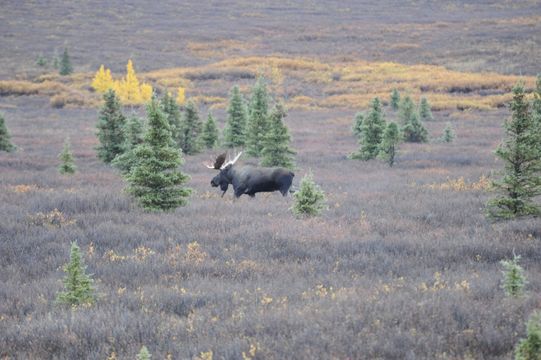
(261, 102, 295, 169)
(441, 122, 455, 143)
(58, 137, 76, 175)
(136, 346, 152, 360)
(292, 172, 326, 217)
(56, 241, 95, 305)
(351, 97, 386, 160)
(501, 253, 527, 297)
(59, 48, 73, 76)
(515, 311, 541, 360)
(352, 112, 364, 138)
(390, 89, 400, 111)
(378, 122, 400, 167)
(0, 114, 15, 152)
(419, 97, 434, 121)
(201, 112, 219, 149)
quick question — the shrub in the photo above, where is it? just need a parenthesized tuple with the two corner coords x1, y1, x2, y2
(292, 172, 326, 217)
(58, 137, 76, 175)
(419, 97, 434, 121)
(441, 122, 455, 143)
(501, 253, 527, 297)
(515, 312, 541, 360)
(402, 112, 428, 143)
(352, 112, 364, 138)
(56, 242, 95, 306)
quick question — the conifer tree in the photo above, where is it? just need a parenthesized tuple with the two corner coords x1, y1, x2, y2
(0, 113, 15, 152)
(352, 97, 386, 160)
(246, 77, 270, 157)
(515, 311, 541, 360)
(261, 103, 295, 169)
(402, 112, 428, 143)
(352, 112, 364, 138)
(378, 122, 400, 167)
(58, 137, 76, 175)
(36, 54, 47, 67)
(136, 346, 152, 360)
(126, 98, 191, 211)
(441, 122, 455, 143)
(56, 241, 95, 306)
(390, 89, 400, 111)
(398, 95, 416, 125)
(501, 253, 527, 297)
(160, 92, 182, 146)
(59, 48, 73, 76)
(487, 82, 541, 219)
(292, 173, 326, 217)
(532, 74, 541, 147)
(96, 89, 127, 163)
(91, 65, 114, 93)
(223, 85, 248, 148)
(419, 97, 434, 121)
(179, 100, 203, 155)
(112, 115, 145, 174)
(201, 112, 219, 149)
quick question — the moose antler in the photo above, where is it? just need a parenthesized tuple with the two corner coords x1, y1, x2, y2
(222, 151, 242, 169)
(204, 152, 227, 169)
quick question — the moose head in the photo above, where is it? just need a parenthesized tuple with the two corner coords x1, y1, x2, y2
(204, 151, 243, 197)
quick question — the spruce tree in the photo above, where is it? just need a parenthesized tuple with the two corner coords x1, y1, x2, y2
(292, 173, 326, 217)
(501, 253, 527, 297)
(58, 137, 76, 175)
(201, 112, 219, 149)
(398, 95, 416, 125)
(390, 89, 400, 111)
(261, 103, 295, 169)
(515, 311, 541, 360)
(532, 74, 541, 148)
(223, 85, 248, 148)
(0, 113, 15, 152)
(126, 98, 191, 211)
(487, 82, 541, 219)
(136, 346, 152, 360)
(224, 85, 248, 148)
(56, 241, 95, 306)
(96, 89, 127, 163)
(112, 115, 145, 174)
(419, 97, 434, 121)
(160, 92, 182, 146)
(441, 122, 455, 143)
(246, 77, 270, 157)
(378, 122, 400, 167)
(179, 100, 202, 155)
(402, 112, 428, 143)
(352, 97, 386, 160)
(352, 112, 364, 138)
(59, 48, 73, 76)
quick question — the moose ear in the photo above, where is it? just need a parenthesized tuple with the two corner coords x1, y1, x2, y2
(214, 153, 227, 169)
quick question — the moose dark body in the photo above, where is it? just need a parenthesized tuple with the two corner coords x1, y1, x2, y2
(211, 164, 294, 198)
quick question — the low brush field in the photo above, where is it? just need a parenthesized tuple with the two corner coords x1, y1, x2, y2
(1, 1, 541, 359)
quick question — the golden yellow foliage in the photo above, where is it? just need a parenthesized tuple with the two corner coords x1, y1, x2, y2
(176, 87, 185, 105)
(91, 65, 113, 93)
(423, 175, 490, 191)
(140, 83, 153, 102)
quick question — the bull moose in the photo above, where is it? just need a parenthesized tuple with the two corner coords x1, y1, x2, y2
(204, 152, 294, 198)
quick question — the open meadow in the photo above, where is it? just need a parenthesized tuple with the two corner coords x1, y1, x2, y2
(1, 1, 541, 359)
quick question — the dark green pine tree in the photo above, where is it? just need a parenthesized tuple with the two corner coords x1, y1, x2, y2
(292, 172, 326, 217)
(0, 113, 15, 152)
(112, 115, 145, 174)
(419, 97, 434, 121)
(402, 111, 428, 143)
(246, 77, 270, 157)
(261, 103, 295, 169)
(390, 89, 400, 111)
(532, 74, 541, 148)
(378, 122, 400, 167)
(179, 100, 202, 155)
(398, 95, 416, 125)
(223, 85, 248, 148)
(59, 48, 73, 76)
(56, 241, 95, 306)
(352, 112, 364, 138)
(441, 122, 455, 143)
(160, 92, 182, 147)
(96, 89, 127, 163)
(515, 311, 541, 360)
(201, 112, 219, 149)
(487, 82, 541, 219)
(126, 98, 191, 211)
(352, 97, 386, 160)
(58, 137, 76, 175)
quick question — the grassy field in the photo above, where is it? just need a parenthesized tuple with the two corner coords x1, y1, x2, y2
(1, 1, 541, 359)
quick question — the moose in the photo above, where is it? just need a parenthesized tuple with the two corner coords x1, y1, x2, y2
(204, 152, 294, 198)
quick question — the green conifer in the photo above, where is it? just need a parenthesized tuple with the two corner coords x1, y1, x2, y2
(36, 53, 47, 67)
(0, 114, 15, 152)
(390, 89, 400, 111)
(112, 115, 145, 174)
(352, 97, 386, 160)
(136, 346, 152, 360)
(246, 77, 270, 157)
(398, 95, 416, 125)
(96, 89, 127, 163)
(223, 85, 248, 148)
(402, 112, 428, 143)
(378, 122, 400, 167)
(201, 112, 219, 149)
(126, 98, 191, 211)
(352, 112, 364, 138)
(515, 311, 541, 360)
(419, 97, 434, 121)
(179, 100, 202, 155)
(441, 122, 455, 143)
(501, 253, 527, 297)
(292, 172, 326, 217)
(487, 82, 541, 219)
(58, 137, 76, 174)
(59, 48, 73, 76)
(160, 92, 182, 146)
(532, 74, 541, 147)
(56, 241, 95, 306)
(261, 103, 295, 169)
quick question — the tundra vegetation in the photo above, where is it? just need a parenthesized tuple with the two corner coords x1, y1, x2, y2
(1, 1, 541, 359)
